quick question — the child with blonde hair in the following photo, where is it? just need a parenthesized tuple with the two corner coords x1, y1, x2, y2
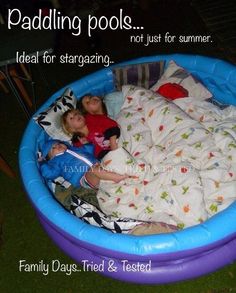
(62, 96, 120, 159)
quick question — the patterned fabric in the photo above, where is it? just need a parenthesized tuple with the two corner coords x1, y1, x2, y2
(70, 194, 148, 234)
(95, 85, 236, 229)
(151, 60, 212, 100)
(34, 88, 76, 141)
(113, 61, 165, 91)
(173, 96, 236, 168)
(54, 185, 176, 234)
(54, 178, 178, 234)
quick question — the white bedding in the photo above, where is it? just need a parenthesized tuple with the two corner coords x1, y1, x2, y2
(97, 86, 236, 229)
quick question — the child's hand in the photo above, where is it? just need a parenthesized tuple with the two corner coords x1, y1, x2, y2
(128, 175, 139, 180)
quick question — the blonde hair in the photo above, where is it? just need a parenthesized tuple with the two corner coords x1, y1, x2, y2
(61, 109, 76, 136)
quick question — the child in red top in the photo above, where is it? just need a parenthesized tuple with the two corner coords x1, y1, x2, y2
(77, 94, 108, 115)
(62, 105, 120, 159)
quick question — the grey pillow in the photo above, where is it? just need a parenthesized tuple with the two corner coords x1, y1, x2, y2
(113, 61, 165, 90)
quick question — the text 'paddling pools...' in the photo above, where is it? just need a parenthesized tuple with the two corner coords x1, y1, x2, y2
(7, 9, 144, 37)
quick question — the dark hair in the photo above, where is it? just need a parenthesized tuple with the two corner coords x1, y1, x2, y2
(76, 94, 107, 115)
(71, 133, 83, 144)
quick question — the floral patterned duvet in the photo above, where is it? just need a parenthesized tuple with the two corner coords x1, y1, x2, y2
(97, 85, 236, 229)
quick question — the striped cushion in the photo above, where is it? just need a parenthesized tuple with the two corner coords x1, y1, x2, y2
(113, 61, 165, 90)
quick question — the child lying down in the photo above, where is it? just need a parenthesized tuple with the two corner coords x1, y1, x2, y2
(40, 86, 236, 229)
(40, 139, 209, 229)
(40, 140, 128, 190)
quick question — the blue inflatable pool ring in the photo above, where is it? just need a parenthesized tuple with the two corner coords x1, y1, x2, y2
(19, 54, 236, 284)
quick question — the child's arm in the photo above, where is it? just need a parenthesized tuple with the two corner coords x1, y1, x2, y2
(85, 163, 128, 187)
(40, 162, 61, 181)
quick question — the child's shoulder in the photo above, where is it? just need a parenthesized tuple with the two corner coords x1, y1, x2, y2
(70, 143, 95, 156)
(86, 113, 117, 125)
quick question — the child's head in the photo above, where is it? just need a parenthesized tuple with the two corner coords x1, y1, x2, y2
(61, 109, 86, 135)
(42, 139, 67, 160)
(77, 94, 107, 115)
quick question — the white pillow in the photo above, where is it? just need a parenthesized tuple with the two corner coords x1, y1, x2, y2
(151, 60, 212, 100)
(34, 88, 77, 141)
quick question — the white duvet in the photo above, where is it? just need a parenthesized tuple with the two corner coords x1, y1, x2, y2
(97, 86, 236, 228)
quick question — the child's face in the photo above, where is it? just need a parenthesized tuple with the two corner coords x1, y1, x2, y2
(81, 96, 103, 114)
(49, 142, 67, 159)
(65, 110, 85, 132)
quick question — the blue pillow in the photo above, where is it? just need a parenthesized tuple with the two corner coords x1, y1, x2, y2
(104, 91, 124, 119)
